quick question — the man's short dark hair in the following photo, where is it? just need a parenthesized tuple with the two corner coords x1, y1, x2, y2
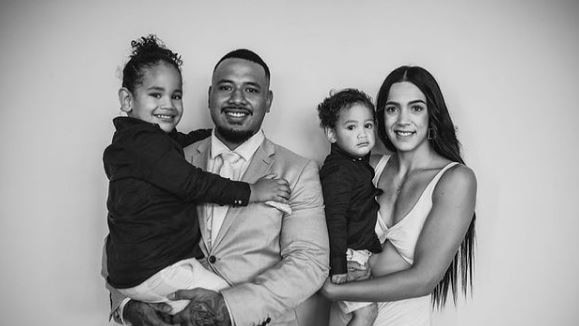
(213, 49, 270, 80)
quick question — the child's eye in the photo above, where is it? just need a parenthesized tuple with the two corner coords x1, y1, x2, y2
(150, 93, 162, 99)
(346, 125, 356, 130)
(365, 123, 374, 129)
(385, 106, 397, 113)
(172, 94, 182, 100)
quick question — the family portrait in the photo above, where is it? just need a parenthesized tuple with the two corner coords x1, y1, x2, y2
(1, 1, 578, 325)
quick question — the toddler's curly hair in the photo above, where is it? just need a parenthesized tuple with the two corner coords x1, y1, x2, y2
(121, 34, 182, 93)
(317, 88, 375, 129)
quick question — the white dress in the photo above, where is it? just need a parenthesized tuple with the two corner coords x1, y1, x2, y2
(331, 155, 458, 326)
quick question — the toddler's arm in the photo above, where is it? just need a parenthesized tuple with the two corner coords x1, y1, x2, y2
(170, 128, 290, 203)
(173, 128, 212, 147)
(177, 130, 290, 203)
(320, 164, 353, 277)
(104, 127, 289, 206)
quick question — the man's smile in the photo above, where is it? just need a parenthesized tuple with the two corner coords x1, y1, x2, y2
(222, 106, 253, 121)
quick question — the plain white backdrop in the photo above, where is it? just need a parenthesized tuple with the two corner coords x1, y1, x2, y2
(1, 0, 578, 325)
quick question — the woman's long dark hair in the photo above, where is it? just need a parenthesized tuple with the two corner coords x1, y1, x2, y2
(376, 66, 476, 309)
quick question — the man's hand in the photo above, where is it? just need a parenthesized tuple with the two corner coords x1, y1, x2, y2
(171, 288, 231, 326)
(123, 300, 174, 326)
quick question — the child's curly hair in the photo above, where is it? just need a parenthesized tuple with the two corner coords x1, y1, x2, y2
(317, 88, 375, 129)
(121, 34, 183, 93)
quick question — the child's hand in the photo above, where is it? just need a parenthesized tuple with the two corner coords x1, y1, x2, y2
(331, 273, 348, 284)
(249, 174, 291, 203)
(347, 261, 371, 281)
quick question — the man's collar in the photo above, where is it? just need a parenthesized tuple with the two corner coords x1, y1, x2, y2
(210, 130, 265, 161)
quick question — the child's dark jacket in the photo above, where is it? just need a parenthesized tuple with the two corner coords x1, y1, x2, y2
(104, 117, 249, 288)
(320, 144, 382, 275)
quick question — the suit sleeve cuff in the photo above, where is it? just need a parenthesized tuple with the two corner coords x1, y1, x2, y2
(221, 287, 271, 326)
(221, 292, 237, 326)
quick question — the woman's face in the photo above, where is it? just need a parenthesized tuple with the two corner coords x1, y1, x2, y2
(383, 81, 430, 153)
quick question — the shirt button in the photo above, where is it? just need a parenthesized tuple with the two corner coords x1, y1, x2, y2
(208, 256, 216, 263)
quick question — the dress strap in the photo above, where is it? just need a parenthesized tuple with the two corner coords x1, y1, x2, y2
(372, 155, 391, 186)
(425, 162, 460, 194)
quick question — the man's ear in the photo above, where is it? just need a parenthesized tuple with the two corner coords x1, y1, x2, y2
(118, 88, 133, 114)
(265, 90, 273, 113)
(324, 127, 337, 143)
(207, 86, 213, 110)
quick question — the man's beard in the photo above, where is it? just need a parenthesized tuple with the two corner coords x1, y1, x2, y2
(216, 126, 256, 144)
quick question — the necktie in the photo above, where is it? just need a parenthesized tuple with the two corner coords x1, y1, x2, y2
(219, 152, 242, 180)
(206, 152, 242, 250)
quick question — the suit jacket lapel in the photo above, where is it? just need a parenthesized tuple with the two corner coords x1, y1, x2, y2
(241, 139, 275, 183)
(212, 139, 275, 250)
(191, 139, 212, 252)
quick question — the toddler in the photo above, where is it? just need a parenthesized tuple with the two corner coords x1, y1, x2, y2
(318, 89, 382, 326)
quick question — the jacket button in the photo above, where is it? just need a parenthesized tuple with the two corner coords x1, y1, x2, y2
(208, 255, 216, 263)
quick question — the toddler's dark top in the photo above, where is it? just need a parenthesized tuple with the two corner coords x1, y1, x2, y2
(319, 144, 382, 275)
(104, 117, 250, 289)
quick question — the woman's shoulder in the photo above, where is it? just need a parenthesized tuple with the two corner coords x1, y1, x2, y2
(434, 163, 477, 197)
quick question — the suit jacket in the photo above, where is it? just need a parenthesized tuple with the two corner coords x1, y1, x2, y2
(183, 137, 330, 326)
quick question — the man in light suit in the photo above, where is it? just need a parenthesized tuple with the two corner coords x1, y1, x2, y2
(122, 49, 330, 326)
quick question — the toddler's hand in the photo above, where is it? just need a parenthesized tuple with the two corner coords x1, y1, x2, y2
(249, 174, 290, 203)
(331, 273, 348, 284)
(347, 261, 371, 281)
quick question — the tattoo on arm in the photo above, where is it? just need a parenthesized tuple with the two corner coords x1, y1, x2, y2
(189, 301, 217, 326)
(214, 295, 231, 326)
(174, 289, 232, 326)
(198, 293, 230, 326)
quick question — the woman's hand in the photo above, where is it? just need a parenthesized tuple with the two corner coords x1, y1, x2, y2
(322, 261, 371, 300)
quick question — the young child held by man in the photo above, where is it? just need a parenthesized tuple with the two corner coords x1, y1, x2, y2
(318, 89, 383, 326)
(104, 35, 290, 314)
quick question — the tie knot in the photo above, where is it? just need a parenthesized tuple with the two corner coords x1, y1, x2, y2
(220, 152, 242, 164)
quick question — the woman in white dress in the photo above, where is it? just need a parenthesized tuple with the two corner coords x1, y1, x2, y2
(322, 66, 477, 326)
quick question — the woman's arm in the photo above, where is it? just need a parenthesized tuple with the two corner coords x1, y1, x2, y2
(369, 241, 411, 277)
(322, 165, 477, 302)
